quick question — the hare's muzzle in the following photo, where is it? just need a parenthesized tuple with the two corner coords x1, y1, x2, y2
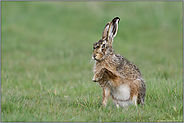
(92, 54, 96, 60)
(92, 54, 100, 61)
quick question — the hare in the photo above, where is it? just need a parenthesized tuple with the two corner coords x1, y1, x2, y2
(92, 17, 146, 108)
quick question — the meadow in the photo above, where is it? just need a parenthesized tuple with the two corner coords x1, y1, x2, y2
(1, 1, 183, 122)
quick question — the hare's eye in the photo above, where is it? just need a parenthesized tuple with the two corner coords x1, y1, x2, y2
(102, 44, 105, 48)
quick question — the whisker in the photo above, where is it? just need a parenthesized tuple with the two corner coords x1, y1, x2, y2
(88, 58, 94, 64)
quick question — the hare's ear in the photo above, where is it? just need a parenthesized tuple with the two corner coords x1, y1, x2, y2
(102, 22, 110, 40)
(107, 17, 120, 45)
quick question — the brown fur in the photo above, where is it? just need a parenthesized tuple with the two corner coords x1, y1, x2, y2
(92, 17, 146, 108)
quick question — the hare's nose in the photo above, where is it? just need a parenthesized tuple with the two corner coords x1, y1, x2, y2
(94, 54, 96, 58)
(92, 54, 96, 60)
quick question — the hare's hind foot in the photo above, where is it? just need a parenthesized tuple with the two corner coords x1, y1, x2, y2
(113, 97, 138, 108)
(113, 100, 133, 108)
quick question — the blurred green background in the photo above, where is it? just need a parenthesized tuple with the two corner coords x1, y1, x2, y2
(1, 1, 183, 122)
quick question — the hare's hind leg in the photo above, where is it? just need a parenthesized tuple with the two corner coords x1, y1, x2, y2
(132, 95, 138, 106)
(102, 87, 110, 107)
(130, 79, 141, 106)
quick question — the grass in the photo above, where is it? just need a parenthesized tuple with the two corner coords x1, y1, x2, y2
(1, 1, 183, 122)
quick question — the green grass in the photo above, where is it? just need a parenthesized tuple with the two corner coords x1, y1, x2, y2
(1, 1, 183, 122)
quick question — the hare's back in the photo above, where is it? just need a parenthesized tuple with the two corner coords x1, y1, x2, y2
(115, 54, 142, 79)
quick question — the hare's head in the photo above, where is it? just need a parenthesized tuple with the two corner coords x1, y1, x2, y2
(92, 17, 120, 61)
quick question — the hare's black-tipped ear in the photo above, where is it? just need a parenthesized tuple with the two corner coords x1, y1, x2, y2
(102, 22, 110, 40)
(107, 17, 120, 45)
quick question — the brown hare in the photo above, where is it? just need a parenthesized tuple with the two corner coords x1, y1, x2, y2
(92, 17, 146, 108)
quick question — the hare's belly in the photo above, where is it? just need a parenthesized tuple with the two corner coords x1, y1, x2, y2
(110, 84, 132, 107)
(111, 84, 130, 101)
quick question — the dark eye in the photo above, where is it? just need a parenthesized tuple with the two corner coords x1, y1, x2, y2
(102, 44, 105, 48)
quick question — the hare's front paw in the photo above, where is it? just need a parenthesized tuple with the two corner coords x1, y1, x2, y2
(92, 75, 102, 82)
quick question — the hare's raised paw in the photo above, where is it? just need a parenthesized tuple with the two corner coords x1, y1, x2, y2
(100, 68, 108, 73)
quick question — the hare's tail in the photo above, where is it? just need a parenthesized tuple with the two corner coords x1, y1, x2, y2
(137, 78, 146, 105)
